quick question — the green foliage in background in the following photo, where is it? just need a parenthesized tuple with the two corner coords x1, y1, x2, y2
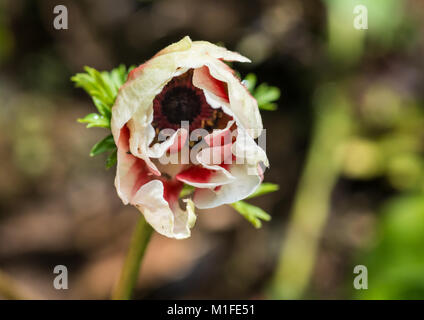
(244, 73, 280, 111)
(325, 0, 411, 65)
(355, 195, 424, 299)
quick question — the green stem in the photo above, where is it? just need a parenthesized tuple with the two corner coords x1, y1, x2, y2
(269, 84, 351, 299)
(112, 214, 153, 300)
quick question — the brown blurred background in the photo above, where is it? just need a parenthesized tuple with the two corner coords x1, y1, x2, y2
(1, 0, 424, 299)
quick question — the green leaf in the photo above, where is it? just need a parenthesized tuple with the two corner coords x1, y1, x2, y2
(230, 200, 271, 228)
(246, 182, 279, 199)
(243, 73, 257, 92)
(72, 69, 111, 114)
(73, 65, 135, 168)
(243, 73, 280, 111)
(90, 134, 116, 157)
(77, 113, 110, 128)
(109, 65, 129, 93)
(92, 96, 111, 119)
(84, 66, 115, 106)
(257, 102, 278, 111)
(71, 64, 134, 120)
(106, 149, 117, 169)
(254, 83, 281, 110)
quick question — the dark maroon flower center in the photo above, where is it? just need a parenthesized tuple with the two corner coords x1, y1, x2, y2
(161, 86, 202, 124)
(153, 70, 222, 132)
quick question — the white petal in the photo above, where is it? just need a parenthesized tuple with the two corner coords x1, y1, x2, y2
(132, 180, 196, 239)
(193, 164, 262, 209)
(114, 127, 152, 204)
(192, 63, 263, 137)
(191, 41, 251, 63)
(190, 128, 267, 209)
(233, 127, 269, 167)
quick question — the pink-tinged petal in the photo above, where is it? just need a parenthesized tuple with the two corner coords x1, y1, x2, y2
(127, 119, 186, 175)
(177, 121, 236, 188)
(196, 130, 234, 168)
(189, 127, 267, 208)
(257, 164, 264, 180)
(116, 128, 196, 239)
(168, 128, 189, 154)
(193, 164, 262, 209)
(126, 118, 159, 175)
(115, 128, 196, 239)
(198, 120, 235, 165)
(197, 144, 233, 167)
(193, 66, 229, 103)
(195, 60, 263, 138)
(203, 120, 234, 147)
(176, 165, 214, 184)
(162, 179, 184, 205)
(131, 180, 196, 239)
(176, 164, 234, 189)
(114, 126, 155, 204)
(127, 63, 147, 81)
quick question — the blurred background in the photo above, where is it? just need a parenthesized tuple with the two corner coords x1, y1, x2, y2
(1, 0, 424, 300)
